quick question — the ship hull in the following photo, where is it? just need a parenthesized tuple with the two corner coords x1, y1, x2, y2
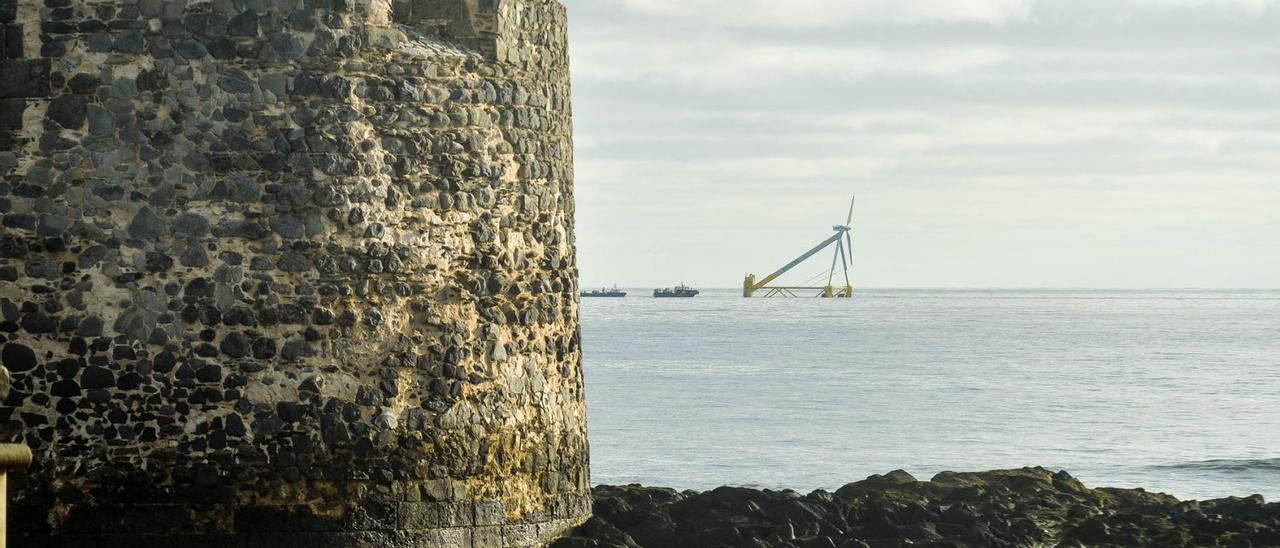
(653, 291, 699, 298)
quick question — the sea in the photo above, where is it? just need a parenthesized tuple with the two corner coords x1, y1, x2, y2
(580, 288, 1280, 501)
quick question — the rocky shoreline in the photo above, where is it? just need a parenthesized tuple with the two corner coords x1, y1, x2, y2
(552, 467, 1278, 547)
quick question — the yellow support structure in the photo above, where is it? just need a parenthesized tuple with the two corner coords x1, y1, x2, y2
(743, 284, 853, 298)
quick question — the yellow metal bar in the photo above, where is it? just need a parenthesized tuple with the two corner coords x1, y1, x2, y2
(746, 285, 855, 297)
(747, 285, 842, 290)
(0, 445, 30, 470)
(748, 280, 857, 296)
(0, 443, 31, 548)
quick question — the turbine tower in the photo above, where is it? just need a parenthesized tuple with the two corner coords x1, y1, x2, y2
(743, 197, 856, 298)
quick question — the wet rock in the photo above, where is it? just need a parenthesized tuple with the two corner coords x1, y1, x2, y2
(556, 468, 1280, 548)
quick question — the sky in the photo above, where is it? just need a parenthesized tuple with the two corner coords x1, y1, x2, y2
(561, 0, 1280, 289)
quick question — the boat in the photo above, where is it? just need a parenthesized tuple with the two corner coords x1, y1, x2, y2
(581, 285, 627, 298)
(653, 284, 699, 298)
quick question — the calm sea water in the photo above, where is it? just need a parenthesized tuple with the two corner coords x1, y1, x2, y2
(581, 289, 1280, 501)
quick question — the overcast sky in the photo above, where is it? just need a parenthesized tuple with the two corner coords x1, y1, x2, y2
(561, 0, 1280, 289)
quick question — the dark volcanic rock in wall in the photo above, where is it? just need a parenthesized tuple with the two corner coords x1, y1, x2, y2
(80, 366, 115, 390)
(127, 207, 166, 239)
(47, 95, 86, 128)
(555, 468, 1280, 548)
(2, 343, 37, 373)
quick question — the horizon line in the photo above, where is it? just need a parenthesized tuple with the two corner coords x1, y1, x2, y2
(578, 286, 1280, 291)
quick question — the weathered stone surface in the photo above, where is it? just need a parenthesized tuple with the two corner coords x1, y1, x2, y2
(0, 99, 24, 129)
(2, 1, 585, 546)
(0, 59, 49, 98)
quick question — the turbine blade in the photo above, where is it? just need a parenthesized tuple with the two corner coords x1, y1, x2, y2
(839, 236, 852, 288)
(845, 233, 854, 268)
(845, 195, 856, 225)
(828, 240, 841, 285)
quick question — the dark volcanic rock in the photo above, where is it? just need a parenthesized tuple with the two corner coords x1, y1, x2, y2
(48, 95, 86, 128)
(2, 343, 37, 373)
(554, 468, 1280, 548)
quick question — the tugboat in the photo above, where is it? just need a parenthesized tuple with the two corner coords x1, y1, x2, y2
(653, 284, 699, 298)
(581, 285, 627, 298)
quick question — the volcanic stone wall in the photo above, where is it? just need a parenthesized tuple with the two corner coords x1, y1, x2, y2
(0, 0, 586, 546)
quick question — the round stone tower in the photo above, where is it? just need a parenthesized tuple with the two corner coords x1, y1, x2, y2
(0, 0, 587, 546)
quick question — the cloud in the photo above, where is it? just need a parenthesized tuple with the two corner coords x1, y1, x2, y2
(615, 0, 1033, 26)
(561, 0, 1280, 288)
(1129, 0, 1279, 10)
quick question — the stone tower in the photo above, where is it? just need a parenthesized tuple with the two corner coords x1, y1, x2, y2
(0, 0, 587, 546)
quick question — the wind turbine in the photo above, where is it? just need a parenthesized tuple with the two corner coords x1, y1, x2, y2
(743, 196, 856, 298)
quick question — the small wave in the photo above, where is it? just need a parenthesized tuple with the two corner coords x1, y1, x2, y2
(1153, 458, 1280, 473)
